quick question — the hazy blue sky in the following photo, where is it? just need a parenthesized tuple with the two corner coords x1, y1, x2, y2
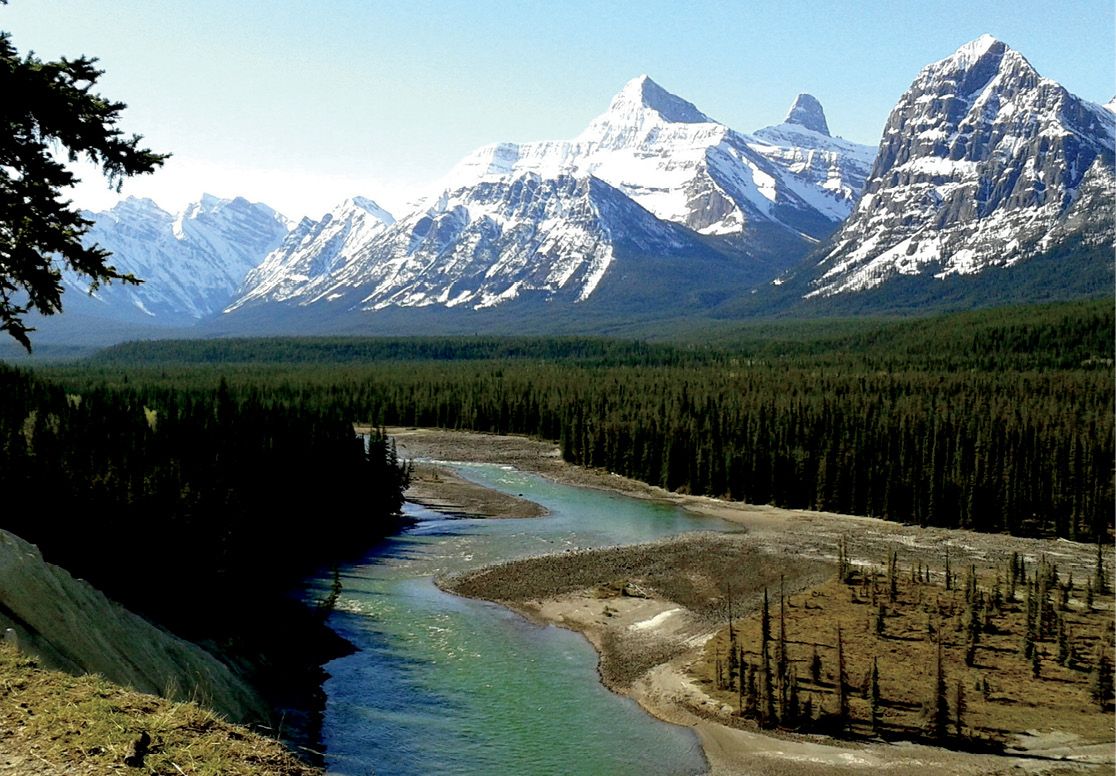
(5, 1, 1113, 218)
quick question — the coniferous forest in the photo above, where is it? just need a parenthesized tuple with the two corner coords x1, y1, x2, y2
(1, 366, 411, 625)
(1, 298, 1112, 754)
(0, 363, 412, 743)
(15, 298, 1111, 548)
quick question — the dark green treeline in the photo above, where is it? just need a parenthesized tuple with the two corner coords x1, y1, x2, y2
(45, 300, 1114, 542)
(362, 363, 1110, 539)
(0, 364, 410, 633)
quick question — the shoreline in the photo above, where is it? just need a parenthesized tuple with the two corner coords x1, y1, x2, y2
(388, 426, 1104, 583)
(406, 462, 548, 518)
(393, 426, 1113, 775)
(440, 541, 1116, 775)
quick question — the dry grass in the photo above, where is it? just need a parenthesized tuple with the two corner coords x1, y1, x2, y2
(0, 644, 318, 775)
(693, 557, 1115, 749)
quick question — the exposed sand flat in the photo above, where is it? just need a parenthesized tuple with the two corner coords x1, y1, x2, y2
(403, 427, 1113, 775)
(406, 462, 548, 518)
(388, 426, 1105, 582)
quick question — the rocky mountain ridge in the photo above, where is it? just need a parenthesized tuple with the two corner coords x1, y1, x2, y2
(66, 38, 1114, 334)
(68, 194, 288, 324)
(227, 77, 872, 319)
(806, 34, 1114, 299)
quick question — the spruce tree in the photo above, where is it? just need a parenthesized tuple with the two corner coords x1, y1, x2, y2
(726, 639, 739, 691)
(1094, 540, 1109, 595)
(928, 637, 949, 740)
(810, 644, 822, 684)
(1089, 644, 1113, 711)
(745, 661, 759, 717)
(869, 656, 881, 733)
(836, 625, 849, 730)
(0, 32, 167, 349)
(1057, 616, 1070, 666)
(778, 576, 788, 707)
(786, 667, 800, 727)
(762, 624, 776, 728)
(761, 587, 771, 645)
(888, 550, 898, 602)
(953, 679, 965, 737)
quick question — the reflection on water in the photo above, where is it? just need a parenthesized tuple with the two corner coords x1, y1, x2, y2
(316, 464, 738, 775)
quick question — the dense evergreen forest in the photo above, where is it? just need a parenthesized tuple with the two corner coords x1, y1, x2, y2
(0, 363, 412, 743)
(27, 298, 1114, 543)
(0, 365, 410, 622)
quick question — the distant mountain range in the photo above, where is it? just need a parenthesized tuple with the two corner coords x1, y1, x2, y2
(51, 35, 1114, 342)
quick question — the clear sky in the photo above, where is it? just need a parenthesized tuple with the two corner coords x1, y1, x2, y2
(4, 0, 1113, 220)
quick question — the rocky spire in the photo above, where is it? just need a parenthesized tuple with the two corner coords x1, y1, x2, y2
(784, 94, 830, 136)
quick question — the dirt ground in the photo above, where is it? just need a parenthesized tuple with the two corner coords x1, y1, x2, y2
(401, 426, 1115, 776)
(406, 462, 548, 518)
(388, 426, 1107, 584)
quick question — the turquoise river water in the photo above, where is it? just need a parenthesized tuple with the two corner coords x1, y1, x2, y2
(314, 463, 741, 775)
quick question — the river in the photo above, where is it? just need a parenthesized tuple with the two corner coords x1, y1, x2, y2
(314, 462, 742, 775)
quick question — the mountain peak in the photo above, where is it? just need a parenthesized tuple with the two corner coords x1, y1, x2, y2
(783, 94, 829, 136)
(343, 196, 395, 224)
(932, 34, 1016, 76)
(607, 75, 712, 124)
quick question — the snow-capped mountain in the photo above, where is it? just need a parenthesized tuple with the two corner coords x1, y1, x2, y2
(68, 195, 289, 323)
(435, 75, 871, 243)
(750, 94, 876, 222)
(229, 77, 872, 319)
(228, 197, 393, 312)
(230, 173, 760, 322)
(807, 35, 1115, 299)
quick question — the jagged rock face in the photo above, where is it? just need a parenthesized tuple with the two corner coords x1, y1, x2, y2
(750, 94, 876, 222)
(809, 35, 1115, 297)
(435, 75, 872, 241)
(69, 195, 288, 322)
(228, 76, 873, 319)
(784, 93, 830, 135)
(228, 197, 393, 311)
(272, 174, 704, 313)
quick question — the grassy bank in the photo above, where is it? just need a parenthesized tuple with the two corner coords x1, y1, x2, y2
(0, 644, 318, 775)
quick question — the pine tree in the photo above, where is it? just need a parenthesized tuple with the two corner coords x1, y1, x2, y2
(869, 656, 881, 733)
(1031, 643, 1042, 679)
(810, 644, 822, 684)
(836, 625, 849, 730)
(1094, 540, 1109, 595)
(1090, 644, 1113, 710)
(745, 661, 759, 717)
(786, 667, 800, 727)
(762, 623, 776, 728)
(953, 679, 966, 737)
(726, 638, 739, 691)
(777, 576, 788, 708)
(875, 603, 886, 637)
(738, 658, 745, 715)
(928, 637, 949, 740)
(888, 550, 898, 602)
(761, 587, 771, 644)
(1057, 616, 1070, 666)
